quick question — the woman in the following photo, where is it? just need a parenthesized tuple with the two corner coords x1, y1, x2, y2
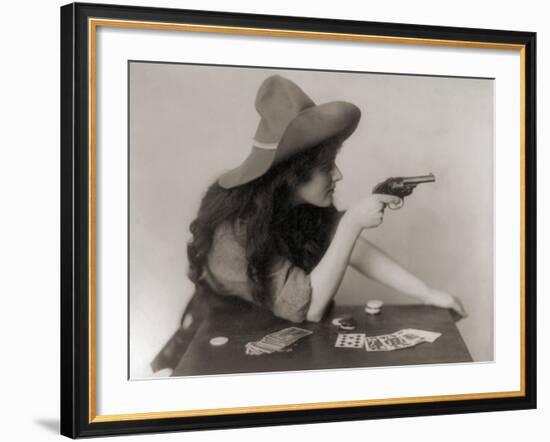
(187, 75, 467, 324)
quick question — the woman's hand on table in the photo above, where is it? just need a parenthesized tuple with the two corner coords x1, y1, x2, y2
(422, 288, 468, 320)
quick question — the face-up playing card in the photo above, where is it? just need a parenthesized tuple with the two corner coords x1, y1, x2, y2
(335, 333, 365, 348)
(377, 334, 414, 350)
(365, 336, 391, 351)
(401, 328, 442, 343)
(394, 329, 425, 345)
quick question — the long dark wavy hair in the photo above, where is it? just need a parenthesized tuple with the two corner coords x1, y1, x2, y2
(187, 139, 342, 305)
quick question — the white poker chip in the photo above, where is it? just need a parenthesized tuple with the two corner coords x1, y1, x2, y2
(332, 317, 344, 326)
(209, 336, 229, 346)
(365, 306, 381, 315)
(367, 300, 384, 309)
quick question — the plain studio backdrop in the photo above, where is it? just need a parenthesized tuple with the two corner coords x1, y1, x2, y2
(1, 0, 547, 441)
(129, 62, 494, 378)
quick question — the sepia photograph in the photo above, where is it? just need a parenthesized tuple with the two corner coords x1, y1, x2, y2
(128, 62, 494, 379)
(59, 2, 536, 437)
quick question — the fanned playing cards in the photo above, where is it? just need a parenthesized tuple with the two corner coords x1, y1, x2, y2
(335, 329, 442, 351)
(245, 327, 312, 355)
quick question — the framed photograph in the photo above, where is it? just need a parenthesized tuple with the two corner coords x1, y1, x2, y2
(60, 2, 536, 438)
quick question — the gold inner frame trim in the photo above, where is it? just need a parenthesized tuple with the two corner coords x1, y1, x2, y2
(87, 17, 527, 423)
(91, 390, 524, 423)
(90, 18, 525, 50)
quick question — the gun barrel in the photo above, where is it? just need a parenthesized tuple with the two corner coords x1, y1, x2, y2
(402, 173, 436, 184)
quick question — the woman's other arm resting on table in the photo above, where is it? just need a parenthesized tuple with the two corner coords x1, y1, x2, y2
(349, 236, 468, 318)
(306, 194, 398, 322)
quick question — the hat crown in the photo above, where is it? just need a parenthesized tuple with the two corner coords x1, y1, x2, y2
(217, 75, 361, 189)
(254, 75, 315, 145)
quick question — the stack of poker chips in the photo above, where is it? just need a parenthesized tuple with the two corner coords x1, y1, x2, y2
(332, 315, 357, 331)
(245, 327, 312, 355)
(365, 299, 383, 315)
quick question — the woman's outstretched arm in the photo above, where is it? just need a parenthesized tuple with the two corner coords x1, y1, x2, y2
(349, 236, 467, 317)
(306, 194, 399, 322)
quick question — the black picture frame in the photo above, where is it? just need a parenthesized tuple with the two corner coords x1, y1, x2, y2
(60, 2, 537, 438)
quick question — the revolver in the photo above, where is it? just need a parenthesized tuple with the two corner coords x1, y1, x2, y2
(372, 173, 436, 210)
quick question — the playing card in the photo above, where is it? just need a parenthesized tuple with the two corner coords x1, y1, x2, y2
(253, 340, 283, 352)
(365, 336, 391, 351)
(377, 333, 414, 350)
(394, 329, 426, 345)
(245, 343, 264, 355)
(335, 333, 365, 348)
(401, 328, 442, 343)
(268, 327, 312, 346)
(245, 327, 312, 355)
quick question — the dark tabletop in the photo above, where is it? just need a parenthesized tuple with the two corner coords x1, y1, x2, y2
(172, 304, 472, 377)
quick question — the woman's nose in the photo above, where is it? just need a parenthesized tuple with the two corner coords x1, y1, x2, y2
(332, 165, 343, 182)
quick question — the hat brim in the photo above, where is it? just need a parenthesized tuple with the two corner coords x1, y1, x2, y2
(217, 147, 277, 189)
(218, 101, 361, 189)
(275, 101, 360, 164)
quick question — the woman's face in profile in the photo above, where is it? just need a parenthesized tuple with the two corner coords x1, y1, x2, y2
(293, 161, 343, 207)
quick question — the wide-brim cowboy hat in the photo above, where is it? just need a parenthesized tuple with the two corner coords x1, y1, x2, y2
(217, 75, 361, 189)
